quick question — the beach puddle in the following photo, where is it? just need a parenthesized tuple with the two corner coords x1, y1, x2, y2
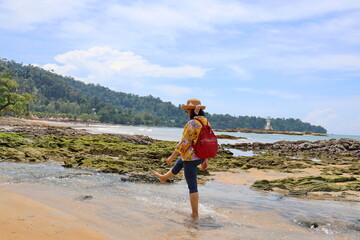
(226, 148, 259, 157)
(310, 158, 322, 162)
(288, 156, 323, 162)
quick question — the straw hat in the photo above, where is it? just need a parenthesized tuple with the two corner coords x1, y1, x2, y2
(181, 98, 206, 114)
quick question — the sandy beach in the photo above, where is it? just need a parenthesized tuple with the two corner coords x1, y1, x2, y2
(0, 187, 108, 240)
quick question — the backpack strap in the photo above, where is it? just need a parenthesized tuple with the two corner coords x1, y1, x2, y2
(194, 118, 208, 127)
(192, 119, 205, 146)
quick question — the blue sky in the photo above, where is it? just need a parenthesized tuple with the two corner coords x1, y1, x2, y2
(1, 0, 360, 135)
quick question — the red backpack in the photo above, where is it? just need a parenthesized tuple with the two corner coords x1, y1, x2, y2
(192, 119, 218, 159)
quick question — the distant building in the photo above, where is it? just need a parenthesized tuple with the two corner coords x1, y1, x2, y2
(265, 116, 273, 130)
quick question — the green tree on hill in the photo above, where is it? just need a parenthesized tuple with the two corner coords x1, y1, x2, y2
(0, 74, 34, 117)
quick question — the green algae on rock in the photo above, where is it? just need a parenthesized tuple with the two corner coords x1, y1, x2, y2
(215, 134, 247, 140)
(252, 175, 359, 195)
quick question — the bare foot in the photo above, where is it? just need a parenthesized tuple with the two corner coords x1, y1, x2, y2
(191, 213, 199, 219)
(152, 170, 166, 184)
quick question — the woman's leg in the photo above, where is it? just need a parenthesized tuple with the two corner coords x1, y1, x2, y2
(189, 192, 199, 218)
(153, 158, 183, 183)
(183, 159, 204, 218)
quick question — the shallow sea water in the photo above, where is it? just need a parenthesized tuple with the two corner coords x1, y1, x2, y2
(0, 162, 359, 240)
(43, 121, 360, 143)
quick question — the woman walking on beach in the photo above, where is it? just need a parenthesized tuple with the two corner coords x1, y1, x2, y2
(153, 98, 212, 218)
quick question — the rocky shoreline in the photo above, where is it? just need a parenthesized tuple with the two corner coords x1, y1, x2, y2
(223, 139, 360, 199)
(215, 134, 247, 140)
(0, 117, 359, 201)
(223, 138, 360, 156)
(215, 128, 327, 136)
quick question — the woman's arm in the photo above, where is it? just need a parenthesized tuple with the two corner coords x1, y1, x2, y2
(176, 121, 200, 149)
(167, 120, 202, 164)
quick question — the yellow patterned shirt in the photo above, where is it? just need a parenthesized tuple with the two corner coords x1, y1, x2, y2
(175, 116, 209, 161)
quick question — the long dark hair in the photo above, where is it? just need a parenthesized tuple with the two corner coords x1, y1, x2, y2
(189, 109, 205, 119)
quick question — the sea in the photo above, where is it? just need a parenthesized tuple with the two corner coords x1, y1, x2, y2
(1, 122, 359, 240)
(36, 121, 360, 144)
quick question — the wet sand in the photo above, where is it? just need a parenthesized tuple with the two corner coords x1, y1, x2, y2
(0, 187, 108, 240)
(211, 169, 360, 202)
(211, 168, 322, 185)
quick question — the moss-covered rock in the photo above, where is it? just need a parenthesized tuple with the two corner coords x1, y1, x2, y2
(216, 134, 246, 140)
(252, 175, 359, 195)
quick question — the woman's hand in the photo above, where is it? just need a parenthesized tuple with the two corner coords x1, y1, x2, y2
(166, 157, 173, 165)
(166, 150, 179, 165)
(201, 159, 208, 171)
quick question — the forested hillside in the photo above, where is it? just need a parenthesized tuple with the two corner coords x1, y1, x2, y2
(0, 58, 327, 133)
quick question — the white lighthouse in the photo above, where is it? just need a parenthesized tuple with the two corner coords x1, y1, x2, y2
(265, 116, 273, 130)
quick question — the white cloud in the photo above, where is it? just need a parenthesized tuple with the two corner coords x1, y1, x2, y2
(105, 0, 360, 29)
(303, 109, 337, 127)
(235, 88, 301, 100)
(235, 11, 360, 73)
(263, 54, 360, 72)
(303, 12, 360, 44)
(42, 46, 207, 84)
(239, 0, 360, 23)
(3, 0, 360, 33)
(0, 0, 92, 31)
(301, 96, 360, 134)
